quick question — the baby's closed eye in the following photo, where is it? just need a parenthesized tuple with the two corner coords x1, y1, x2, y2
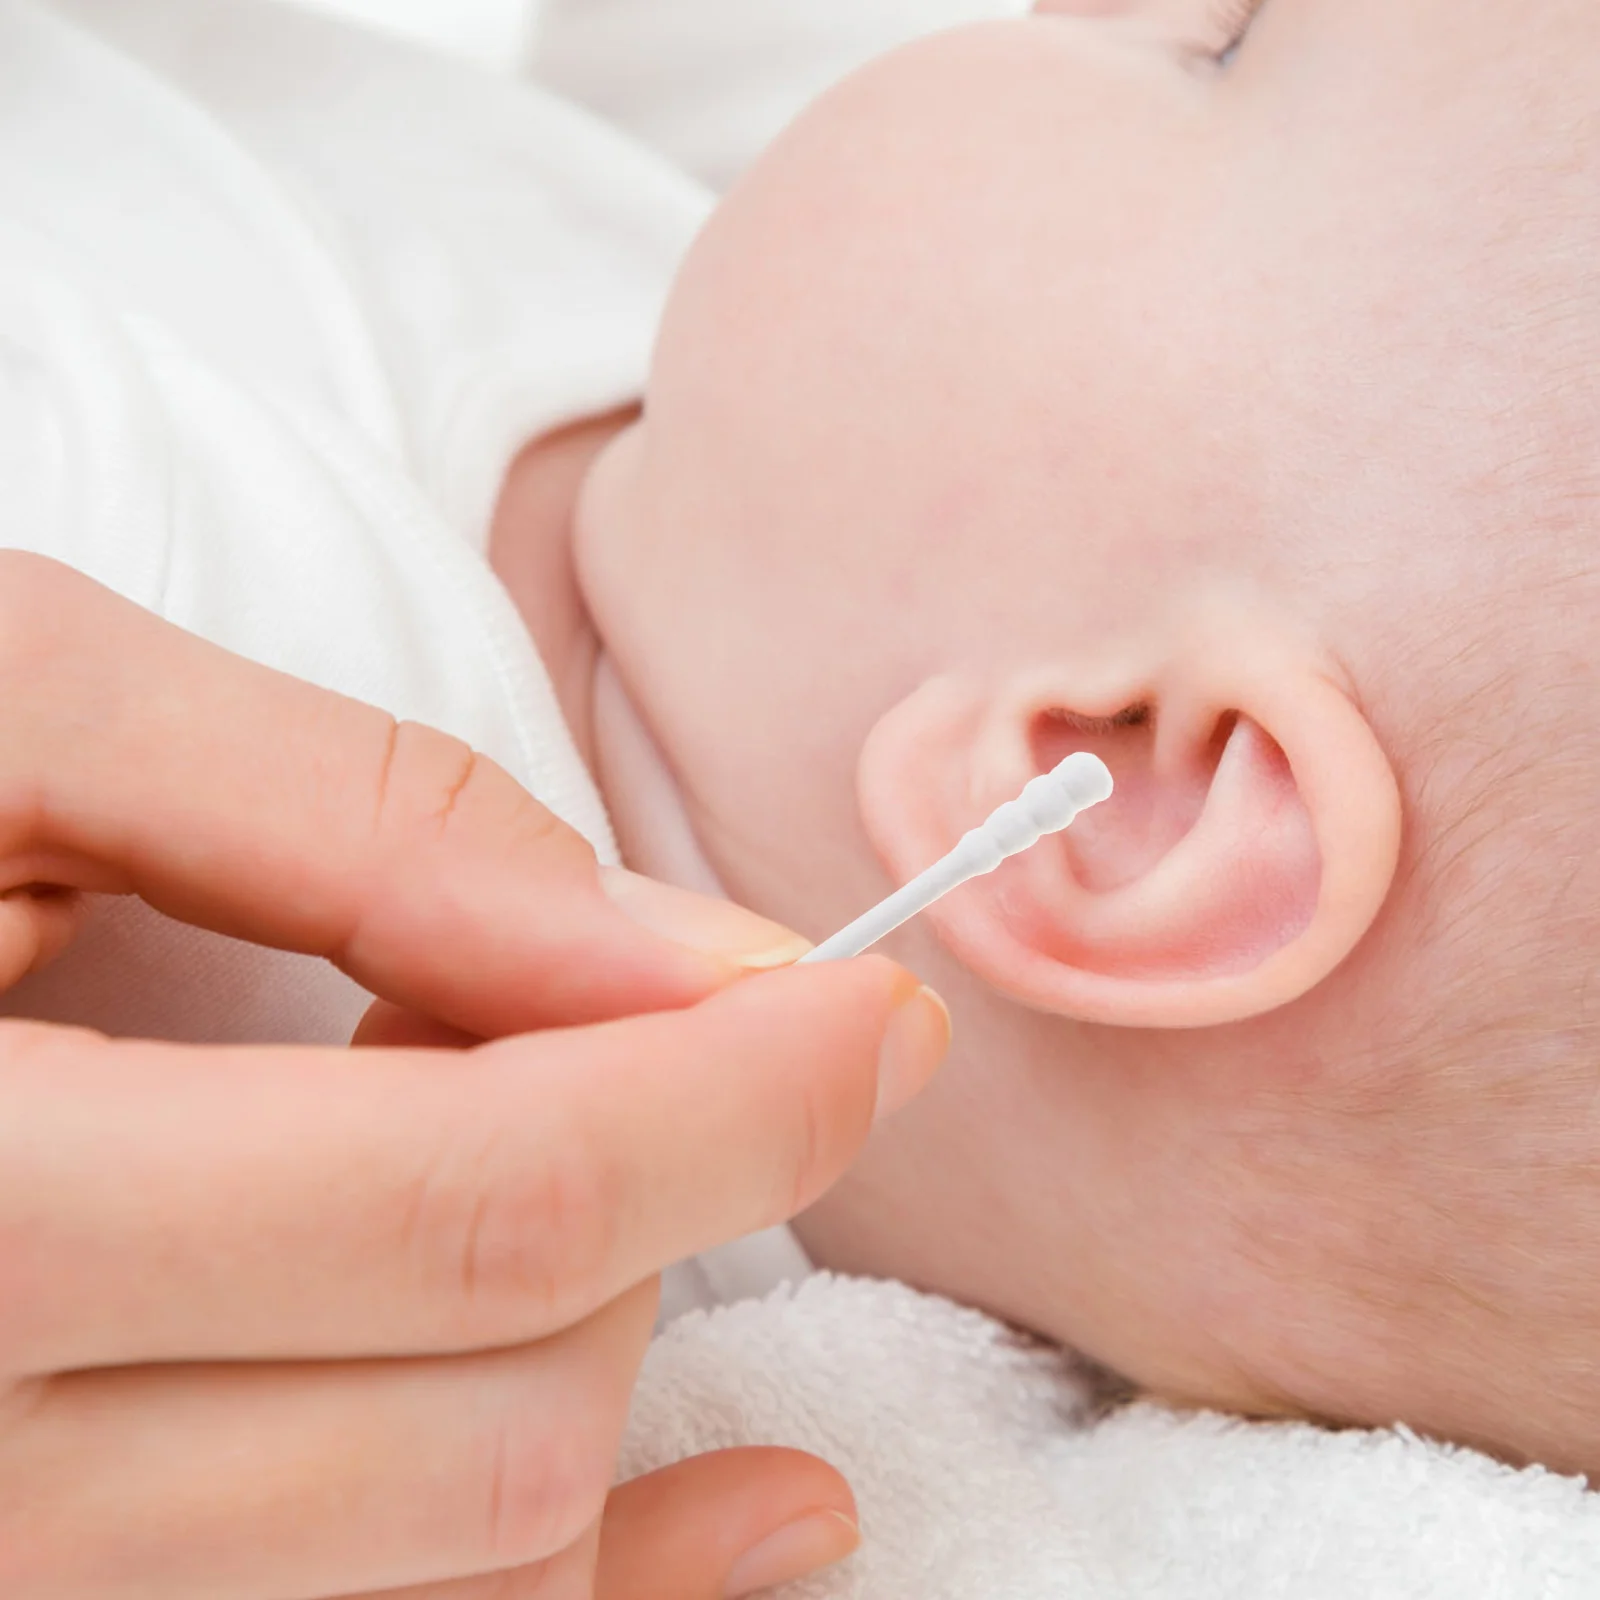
(1032, 0, 1268, 64)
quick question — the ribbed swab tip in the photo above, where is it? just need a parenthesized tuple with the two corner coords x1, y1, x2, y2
(1051, 750, 1114, 814)
(798, 749, 1114, 964)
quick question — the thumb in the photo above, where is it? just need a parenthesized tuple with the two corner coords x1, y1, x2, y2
(597, 1450, 861, 1600)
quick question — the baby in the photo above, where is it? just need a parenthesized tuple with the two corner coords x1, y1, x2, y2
(6, 0, 1596, 1525)
(530, 0, 1600, 1477)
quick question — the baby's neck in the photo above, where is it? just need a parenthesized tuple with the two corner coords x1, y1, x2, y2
(489, 414, 727, 893)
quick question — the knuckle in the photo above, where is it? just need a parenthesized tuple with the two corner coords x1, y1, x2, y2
(344, 723, 593, 972)
(368, 719, 479, 845)
(408, 1100, 621, 1341)
(474, 1145, 619, 1331)
(372, 719, 589, 864)
(370, 721, 573, 856)
(475, 1407, 609, 1570)
(778, 1072, 844, 1224)
(505, 790, 584, 865)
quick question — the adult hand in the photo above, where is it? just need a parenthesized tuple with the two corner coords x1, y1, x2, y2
(0, 555, 950, 1599)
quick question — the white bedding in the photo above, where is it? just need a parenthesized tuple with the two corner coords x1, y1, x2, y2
(295, 0, 1030, 187)
(625, 1275, 1600, 1600)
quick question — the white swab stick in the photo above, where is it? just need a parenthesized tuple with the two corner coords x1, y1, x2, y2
(798, 752, 1113, 964)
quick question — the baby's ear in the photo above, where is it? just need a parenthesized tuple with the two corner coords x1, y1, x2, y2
(857, 641, 1401, 1028)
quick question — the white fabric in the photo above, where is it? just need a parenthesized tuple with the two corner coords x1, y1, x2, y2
(627, 1275, 1600, 1599)
(293, 0, 534, 68)
(269, 0, 1036, 176)
(530, 0, 1032, 192)
(658, 1224, 812, 1327)
(0, 0, 710, 1042)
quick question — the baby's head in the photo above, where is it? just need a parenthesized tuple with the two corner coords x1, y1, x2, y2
(577, 0, 1600, 1471)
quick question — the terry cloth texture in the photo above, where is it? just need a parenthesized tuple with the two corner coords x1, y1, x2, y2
(623, 1274, 1600, 1600)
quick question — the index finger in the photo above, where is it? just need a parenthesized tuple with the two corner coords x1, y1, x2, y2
(0, 554, 805, 1034)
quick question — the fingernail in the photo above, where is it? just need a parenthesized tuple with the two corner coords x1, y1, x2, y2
(601, 867, 813, 969)
(875, 984, 952, 1121)
(724, 1509, 861, 1598)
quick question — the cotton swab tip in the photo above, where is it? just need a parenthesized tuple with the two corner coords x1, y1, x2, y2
(978, 751, 1114, 859)
(798, 751, 1114, 964)
(1033, 750, 1114, 824)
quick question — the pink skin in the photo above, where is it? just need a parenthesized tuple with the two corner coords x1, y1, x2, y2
(501, 0, 1600, 1472)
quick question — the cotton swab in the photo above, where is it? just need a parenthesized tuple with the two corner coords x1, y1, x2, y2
(798, 752, 1113, 964)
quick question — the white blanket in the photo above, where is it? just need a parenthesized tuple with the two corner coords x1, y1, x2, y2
(621, 1275, 1600, 1599)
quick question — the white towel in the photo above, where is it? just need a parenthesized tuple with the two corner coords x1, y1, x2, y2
(621, 1275, 1600, 1598)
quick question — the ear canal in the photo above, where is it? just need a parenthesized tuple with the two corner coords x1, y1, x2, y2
(1031, 701, 1206, 894)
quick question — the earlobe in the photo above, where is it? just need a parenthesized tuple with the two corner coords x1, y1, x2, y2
(858, 651, 1401, 1029)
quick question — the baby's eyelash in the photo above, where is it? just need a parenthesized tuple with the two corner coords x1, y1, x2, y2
(1215, 0, 1268, 62)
